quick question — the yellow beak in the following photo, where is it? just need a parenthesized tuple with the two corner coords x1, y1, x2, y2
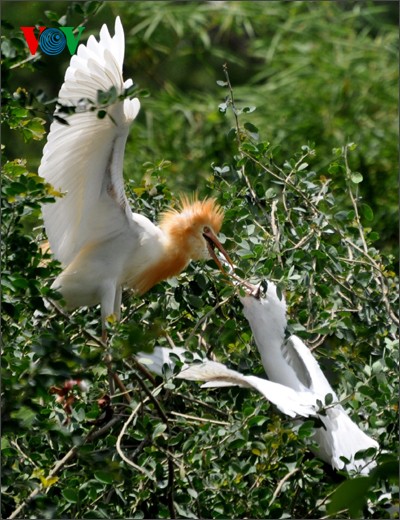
(202, 228, 234, 273)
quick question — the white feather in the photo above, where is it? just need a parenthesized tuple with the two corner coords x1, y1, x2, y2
(39, 17, 141, 267)
(137, 346, 318, 419)
(241, 283, 378, 474)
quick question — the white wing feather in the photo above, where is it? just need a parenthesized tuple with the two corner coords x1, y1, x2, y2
(138, 347, 318, 418)
(39, 17, 140, 266)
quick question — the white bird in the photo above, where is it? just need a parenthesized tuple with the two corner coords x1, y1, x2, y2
(138, 280, 379, 474)
(38, 18, 231, 335)
(240, 281, 379, 474)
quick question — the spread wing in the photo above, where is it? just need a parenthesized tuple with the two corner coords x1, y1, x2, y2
(138, 347, 318, 419)
(39, 17, 140, 266)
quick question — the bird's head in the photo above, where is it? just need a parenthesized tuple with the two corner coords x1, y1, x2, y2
(159, 196, 232, 270)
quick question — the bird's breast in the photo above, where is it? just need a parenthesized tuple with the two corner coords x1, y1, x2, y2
(125, 246, 189, 295)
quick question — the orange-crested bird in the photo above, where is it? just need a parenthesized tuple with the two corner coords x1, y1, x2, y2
(39, 17, 231, 333)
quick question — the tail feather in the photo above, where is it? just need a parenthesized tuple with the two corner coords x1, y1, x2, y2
(314, 406, 378, 474)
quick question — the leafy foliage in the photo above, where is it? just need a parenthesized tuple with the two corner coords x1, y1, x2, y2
(1, 1, 398, 519)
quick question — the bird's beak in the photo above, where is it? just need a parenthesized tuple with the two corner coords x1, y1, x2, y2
(203, 229, 234, 273)
(202, 229, 260, 297)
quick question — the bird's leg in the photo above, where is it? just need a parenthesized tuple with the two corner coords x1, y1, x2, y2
(102, 326, 115, 396)
(113, 286, 122, 321)
(100, 289, 131, 403)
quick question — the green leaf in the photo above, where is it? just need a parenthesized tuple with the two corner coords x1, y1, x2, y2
(44, 10, 59, 21)
(361, 204, 374, 222)
(152, 423, 167, 439)
(10, 406, 36, 427)
(327, 477, 372, 518)
(265, 188, 276, 199)
(297, 420, 315, 439)
(244, 122, 259, 140)
(350, 172, 363, 184)
(94, 471, 114, 484)
(297, 162, 308, 171)
(248, 415, 267, 427)
(62, 488, 79, 503)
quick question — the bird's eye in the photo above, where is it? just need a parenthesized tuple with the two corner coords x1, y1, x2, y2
(203, 226, 211, 233)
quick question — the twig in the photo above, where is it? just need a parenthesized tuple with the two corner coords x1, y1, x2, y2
(269, 467, 300, 506)
(169, 411, 230, 426)
(343, 144, 368, 254)
(241, 149, 321, 215)
(125, 359, 176, 518)
(46, 298, 106, 349)
(124, 358, 157, 385)
(270, 199, 285, 269)
(10, 54, 40, 70)
(174, 392, 230, 418)
(282, 230, 314, 253)
(342, 237, 399, 326)
(10, 440, 38, 469)
(103, 354, 132, 403)
(116, 396, 154, 479)
(47, 299, 133, 402)
(222, 63, 266, 214)
(307, 334, 328, 351)
(184, 296, 231, 348)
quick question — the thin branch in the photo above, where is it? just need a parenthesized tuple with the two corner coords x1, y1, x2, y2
(115, 396, 154, 479)
(222, 63, 266, 214)
(343, 144, 368, 254)
(240, 149, 321, 215)
(125, 359, 176, 518)
(184, 296, 231, 348)
(174, 392, 230, 419)
(282, 230, 315, 253)
(269, 467, 300, 506)
(10, 440, 39, 469)
(169, 411, 230, 426)
(270, 199, 283, 268)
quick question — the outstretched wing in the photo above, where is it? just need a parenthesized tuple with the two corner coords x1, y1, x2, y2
(138, 347, 318, 419)
(182, 362, 317, 418)
(39, 17, 140, 266)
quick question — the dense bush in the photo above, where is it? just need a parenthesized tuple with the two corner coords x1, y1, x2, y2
(2, 2, 398, 519)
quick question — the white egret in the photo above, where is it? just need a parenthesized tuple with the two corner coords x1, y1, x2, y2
(240, 281, 379, 474)
(138, 280, 378, 474)
(39, 17, 231, 335)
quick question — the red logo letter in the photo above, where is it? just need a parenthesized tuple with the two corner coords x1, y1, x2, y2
(20, 26, 46, 55)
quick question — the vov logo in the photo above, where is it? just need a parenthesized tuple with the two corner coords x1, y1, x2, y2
(20, 26, 85, 56)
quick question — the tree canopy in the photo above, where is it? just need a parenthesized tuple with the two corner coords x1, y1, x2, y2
(2, 2, 398, 519)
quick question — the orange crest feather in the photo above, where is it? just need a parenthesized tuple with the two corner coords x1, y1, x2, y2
(159, 195, 224, 236)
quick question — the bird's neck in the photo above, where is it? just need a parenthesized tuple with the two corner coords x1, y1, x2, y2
(130, 234, 191, 295)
